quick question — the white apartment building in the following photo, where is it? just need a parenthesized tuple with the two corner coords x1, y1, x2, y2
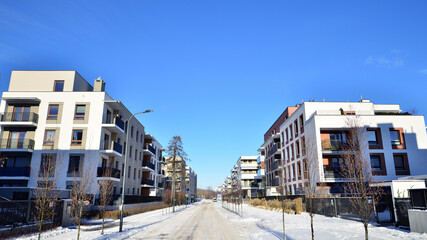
(263, 100, 427, 195)
(222, 156, 259, 198)
(0, 71, 164, 201)
(255, 150, 266, 197)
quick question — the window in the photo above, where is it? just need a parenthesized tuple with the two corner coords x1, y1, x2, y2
(47, 104, 59, 120)
(299, 114, 304, 132)
(136, 131, 139, 142)
(329, 132, 346, 146)
(129, 146, 133, 158)
(53, 80, 64, 92)
(68, 155, 81, 173)
(297, 162, 302, 179)
(294, 120, 299, 135)
(370, 154, 386, 175)
(12, 106, 31, 121)
(286, 147, 290, 161)
(135, 149, 137, 160)
(134, 168, 136, 179)
(71, 130, 83, 145)
(43, 130, 55, 145)
(296, 141, 300, 157)
(390, 128, 405, 149)
(74, 105, 86, 120)
(367, 131, 377, 145)
(7, 131, 26, 148)
(140, 134, 143, 143)
(394, 153, 410, 175)
(366, 128, 383, 149)
(285, 129, 289, 142)
(131, 126, 134, 138)
(289, 125, 293, 140)
(128, 166, 131, 178)
(290, 144, 294, 159)
(301, 136, 306, 156)
(39, 154, 57, 177)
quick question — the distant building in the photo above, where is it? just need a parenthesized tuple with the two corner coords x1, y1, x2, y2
(163, 157, 197, 203)
(222, 156, 258, 198)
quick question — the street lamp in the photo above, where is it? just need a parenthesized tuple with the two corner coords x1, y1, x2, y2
(119, 109, 153, 232)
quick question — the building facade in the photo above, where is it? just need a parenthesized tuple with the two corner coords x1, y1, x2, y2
(0, 71, 164, 201)
(263, 100, 427, 195)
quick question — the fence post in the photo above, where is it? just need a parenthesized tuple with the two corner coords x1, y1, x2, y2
(26, 200, 31, 223)
(333, 197, 338, 218)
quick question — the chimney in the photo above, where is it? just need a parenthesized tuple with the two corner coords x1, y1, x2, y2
(94, 76, 105, 92)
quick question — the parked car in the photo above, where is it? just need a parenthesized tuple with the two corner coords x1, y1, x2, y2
(213, 198, 217, 202)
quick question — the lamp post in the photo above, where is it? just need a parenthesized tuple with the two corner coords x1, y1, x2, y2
(119, 109, 153, 232)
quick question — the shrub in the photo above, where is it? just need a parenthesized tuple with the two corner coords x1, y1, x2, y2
(293, 198, 302, 214)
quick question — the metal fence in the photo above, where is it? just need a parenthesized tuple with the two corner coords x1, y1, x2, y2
(394, 198, 411, 228)
(0, 200, 63, 227)
(307, 197, 374, 221)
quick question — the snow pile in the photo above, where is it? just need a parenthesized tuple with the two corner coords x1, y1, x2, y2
(215, 202, 427, 240)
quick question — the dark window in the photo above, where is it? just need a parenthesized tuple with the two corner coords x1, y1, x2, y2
(68, 156, 80, 173)
(74, 105, 86, 120)
(39, 154, 57, 177)
(54, 80, 64, 92)
(390, 130, 401, 145)
(367, 130, 378, 145)
(47, 104, 59, 120)
(370, 155, 381, 172)
(393, 153, 410, 175)
(329, 132, 346, 146)
(136, 131, 139, 142)
(71, 130, 83, 145)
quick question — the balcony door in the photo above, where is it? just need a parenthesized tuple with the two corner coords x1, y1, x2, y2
(12, 106, 31, 122)
(8, 131, 26, 148)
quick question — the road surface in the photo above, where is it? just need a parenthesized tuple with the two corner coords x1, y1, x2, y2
(133, 201, 240, 240)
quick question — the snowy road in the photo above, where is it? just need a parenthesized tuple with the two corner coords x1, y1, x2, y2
(135, 201, 240, 239)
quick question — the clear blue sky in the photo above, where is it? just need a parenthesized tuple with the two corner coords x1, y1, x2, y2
(1, 1, 427, 189)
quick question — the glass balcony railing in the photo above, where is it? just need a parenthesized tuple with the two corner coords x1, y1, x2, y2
(142, 161, 155, 170)
(144, 144, 156, 155)
(0, 167, 31, 177)
(2, 112, 38, 123)
(97, 167, 121, 179)
(0, 139, 35, 150)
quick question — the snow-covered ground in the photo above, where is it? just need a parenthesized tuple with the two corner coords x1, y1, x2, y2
(217, 202, 427, 240)
(14, 200, 427, 240)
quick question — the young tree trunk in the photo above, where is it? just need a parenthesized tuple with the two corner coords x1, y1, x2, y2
(77, 204, 82, 240)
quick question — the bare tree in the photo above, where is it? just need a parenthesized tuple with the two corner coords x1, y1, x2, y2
(98, 167, 114, 235)
(33, 152, 62, 240)
(304, 138, 319, 240)
(165, 136, 189, 212)
(340, 117, 383, 240)
(70, 159, 95, 240)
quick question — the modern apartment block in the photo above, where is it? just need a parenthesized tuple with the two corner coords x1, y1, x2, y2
(163, 157, 197, 202)
(262, 100, 427, 196)
(256, 150, 266, 197)
(185, 165, 197, 203)
(0, 71, 164, 201)
(222, 156, 259, 198)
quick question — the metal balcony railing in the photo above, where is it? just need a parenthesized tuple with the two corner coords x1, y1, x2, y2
(144, 144, 156, 155)
(0, 167, 31, 177)
(0, 139, 35, 150)
(142, 161, 155, 170)
(97, 167, 121, 179)
(2, 112, 38, 123)
(114, 116, 125, 131)
(141, 178, 154, 186)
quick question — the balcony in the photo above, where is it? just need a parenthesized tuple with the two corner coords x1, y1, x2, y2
(0, 167, 31, 178)
(0, 112, 38, 127)
(142, 161, 155, 171)
(100, 141, 122, 157)
(102, 116, 125, 133)
(141, 178, 155, 186)
(321, 140, 348, 152)
(323, 170, 345, 180)
(0, 139, 35, 152)
(270, 160, 279, 171)
(97, 167, 121, 180)
(143, 144, 156, 156)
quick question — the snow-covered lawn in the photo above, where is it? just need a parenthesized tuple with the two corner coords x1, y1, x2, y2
(216, 202, 427, 240)
(13, 200, 427, 240)
(15, 204, 192, 240)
